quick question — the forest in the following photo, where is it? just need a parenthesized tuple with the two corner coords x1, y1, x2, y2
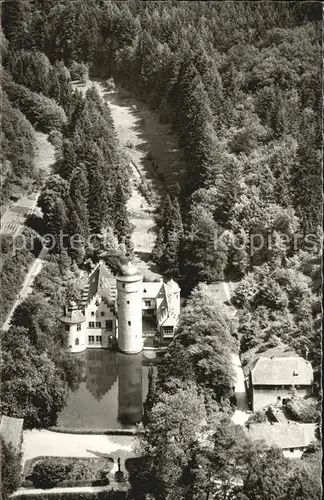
(1, 2, 322, 499)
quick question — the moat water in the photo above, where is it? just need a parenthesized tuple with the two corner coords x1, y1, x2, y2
(58, 350, 160, 429)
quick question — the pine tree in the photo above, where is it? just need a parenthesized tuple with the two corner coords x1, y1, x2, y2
(87, 163, 108, 235)
(59, 139, 77, 179)
(161, 197, 183, 277)
(113, 181, 131, 245)
(143, 366, 157, 426)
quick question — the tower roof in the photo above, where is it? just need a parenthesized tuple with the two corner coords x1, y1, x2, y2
(60, 301, 86, 324)
(117, 261, 142, 282)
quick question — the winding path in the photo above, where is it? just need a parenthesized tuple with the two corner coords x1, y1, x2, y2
(2, 246, 47, 332)
(1, 132, 55, 331)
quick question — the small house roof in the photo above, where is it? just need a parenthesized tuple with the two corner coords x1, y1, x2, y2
(0, 415, 24, 452)
(246, 422, 311, 449)
(142, 281, 163, 298)
(60, 301, 86, 324)
(251, 356, 313, 386)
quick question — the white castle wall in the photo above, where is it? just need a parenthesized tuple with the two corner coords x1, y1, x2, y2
(64, 323, 86, 353)
(117, 275, 143, 354)
(83, 295, 116, 348)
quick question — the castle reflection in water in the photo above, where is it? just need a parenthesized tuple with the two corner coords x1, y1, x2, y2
(59, 350, 149, 429)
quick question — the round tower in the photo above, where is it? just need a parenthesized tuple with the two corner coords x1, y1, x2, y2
(60, 301, 86, 353)
(117, 262, 143, 354)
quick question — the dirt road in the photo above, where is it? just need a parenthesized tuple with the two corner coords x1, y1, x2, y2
(73, 78, 184, 279)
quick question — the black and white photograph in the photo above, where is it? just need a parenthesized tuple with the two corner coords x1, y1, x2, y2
(0, 1, 322, 499)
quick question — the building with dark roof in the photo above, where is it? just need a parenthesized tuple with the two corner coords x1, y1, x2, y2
(246, 422, 316, 459)
(248, 355, 313, 411)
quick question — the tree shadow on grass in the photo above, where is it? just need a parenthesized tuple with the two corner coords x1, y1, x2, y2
(86, 449, 114, 461)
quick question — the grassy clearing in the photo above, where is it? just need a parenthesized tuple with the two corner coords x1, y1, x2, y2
(34, 132, 56, 174)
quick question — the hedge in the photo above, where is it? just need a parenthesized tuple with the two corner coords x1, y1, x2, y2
(24, 456, 113, 489)
(13, 492, 127, 500)
(47, 426, 143, 436)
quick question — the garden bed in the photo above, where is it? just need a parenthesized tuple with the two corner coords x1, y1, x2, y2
(23, 456, 114, 489)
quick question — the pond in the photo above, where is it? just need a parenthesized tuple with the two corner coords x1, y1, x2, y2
(59, 350, 159, 430)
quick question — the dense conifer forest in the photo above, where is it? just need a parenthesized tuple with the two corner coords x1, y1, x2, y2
(0, 2, 322, 499)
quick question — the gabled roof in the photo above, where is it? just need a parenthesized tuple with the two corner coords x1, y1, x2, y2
(251, 356, 313, 386)
(161, 280, 180, 326)
(80, 262, 116, 306)
(142, 281, 163, 298)
(0, 415, 24, 452)
(246, 422, 312, 449)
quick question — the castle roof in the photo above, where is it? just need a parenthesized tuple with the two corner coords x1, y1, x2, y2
(117, 261, 142, 282)
(80, 261, 116, 306)
(142, 281, 164, 297)
(60, 301, 86, 324)
(251, 356, 313, 386)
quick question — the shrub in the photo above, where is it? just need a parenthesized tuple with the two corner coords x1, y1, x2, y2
(27, 457, 114, 489)
(285, 397, 319, 423)
(29, 460, 70, 489)
(246, 410, 268, 425)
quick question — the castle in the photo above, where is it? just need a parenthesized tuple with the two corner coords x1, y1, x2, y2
(60, 261, 181, 354)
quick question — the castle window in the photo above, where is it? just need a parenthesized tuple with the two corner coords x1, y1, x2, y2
(127, 300, 130, 304)
(143, 289, 147, 293)
(122, 284, 125, 288)
(91, 311, 95, 316)
(101, 311, 105, 316)
(88, 335, 95, 344)
(128, 321, 131, 326)
(89, 321, 95, 328)
(65, 325, 70, 332)
(95, 322, 101, 328)
(95, 335, 102, 343)
(75, 338, 79, 345)
(77, 324, 81, 331)
(106, 320, 113, 330)
(145, 300, 151, 306)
